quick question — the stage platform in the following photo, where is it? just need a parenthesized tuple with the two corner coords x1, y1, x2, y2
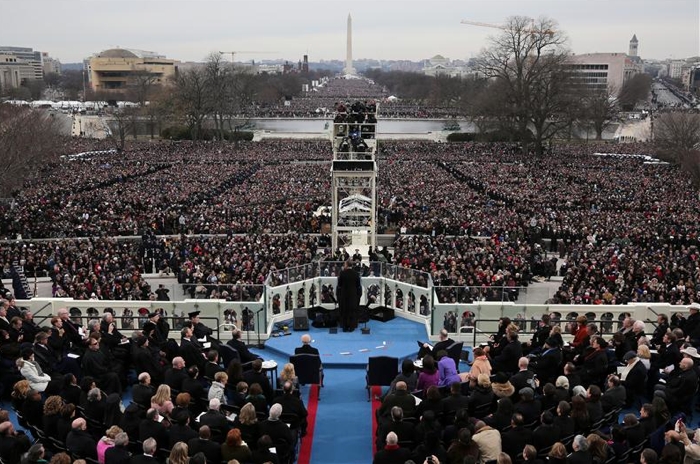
(262, 316, 430, 368)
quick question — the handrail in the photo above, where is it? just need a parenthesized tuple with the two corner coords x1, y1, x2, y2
(33, 302, 54, 326)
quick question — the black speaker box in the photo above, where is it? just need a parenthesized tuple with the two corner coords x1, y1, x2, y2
(369, 306, 395, 322)
(293, 308, 309, 330)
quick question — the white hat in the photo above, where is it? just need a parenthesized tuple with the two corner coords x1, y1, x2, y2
(681, 346, 700, 359)
(689, 302, 700, 311)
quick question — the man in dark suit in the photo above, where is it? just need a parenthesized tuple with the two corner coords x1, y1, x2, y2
(65, 418, 98, 460)
(132, 337, 164, 385)
(651, 314, 670, 348)
(510, 357, 537, 394)
(601, 374, 626, 412)
(132, 372, 156, 409)
(33, 331, 81, 379)
(337, 259, 361, 332)
(440, 381, 470, 414)
(181, 366, 206, 412)
(180, 326, 205, 371)
(374, 431, 412, 464)
(662, 357, 699, 412)
(491, 331, 523, 374)
(654, 332, 682, 372)
(138, 409, 168, 447)
(198, 398, 230, 438)
(129, 438, 159, 464)
(532, 411, 559, 452)
(82, 337, 121, 394)
(187, 426, 222, 464)
(529, 338, 563, 384)
(243, 359, 273, 403)
(375, 406, 416, 450)
(502, 413, 534, 459)
(164, 357, 188, 391)
(622, 414, 646, 448)
(168, 415, 198, 448)
(569, 435, 594, 464)
(524, 314, 552, 354)
(295, 334, 324, 387)
(295, 334, 319, 356)
(0, 422, 31, 464)
(377, 381, 416, 419)
(56, 308, 84, 348)
(273, 381, 309, 436)
(104, 432, 131, 464)
(227, 327, 260, 364)
(203, 350, 223, 379)
(417, 329, 454, 359)
(259, 404, 296, 460)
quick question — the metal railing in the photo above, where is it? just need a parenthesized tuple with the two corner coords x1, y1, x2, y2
(179, 283, 265, 302)
(434, 285, 556, 305)
(266, 261, 432, 289)
(447, 315, 653, 347)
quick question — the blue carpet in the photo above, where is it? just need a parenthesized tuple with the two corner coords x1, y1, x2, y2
(306, 367, 374, 464)
(264, 318, 429, 367)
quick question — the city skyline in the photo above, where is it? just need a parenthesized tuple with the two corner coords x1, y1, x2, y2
(4, 0, 699, 64)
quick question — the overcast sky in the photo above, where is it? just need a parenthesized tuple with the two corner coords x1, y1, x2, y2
(4, 0, 699, 63)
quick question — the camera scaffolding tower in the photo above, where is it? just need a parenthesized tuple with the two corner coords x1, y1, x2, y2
(330, 100, 379, 252)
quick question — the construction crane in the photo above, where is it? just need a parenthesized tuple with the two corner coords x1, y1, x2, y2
(219, 51, 277, 62)
(460, 19, 555, 36)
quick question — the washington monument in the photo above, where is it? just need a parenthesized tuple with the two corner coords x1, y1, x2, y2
(344, 13, 356, 75)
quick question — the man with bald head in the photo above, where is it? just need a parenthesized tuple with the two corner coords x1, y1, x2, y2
(373, 431, 411, 464)
(164, 356, 188, 391)
(295, 334, 324, 386)
(273, 381, 309, 435)
(259, 404, 294, 459)
(377, 381, 416, 419)
(227, 325, 260, 364)
(0, 421, 31, 464)
(66, 417, 97, 459)
(659, 357, 699, 412)
(295, 334, 319, 355)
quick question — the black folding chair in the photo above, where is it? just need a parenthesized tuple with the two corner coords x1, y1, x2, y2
(290, 354, 323, 399)
(446, 341, 465, 373)
(365, 356, 398, 401)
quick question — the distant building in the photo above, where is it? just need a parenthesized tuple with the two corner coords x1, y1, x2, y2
(628, 34, 639, 57)
(669, 60, 686, 79)
(88, 48, 179, 93)
(0, 46, 44, 81)
(423, 55, 467, 77)
(41, 52, 61, 75)
(0, 54, 32, 91)
(566, 52, 642, 92)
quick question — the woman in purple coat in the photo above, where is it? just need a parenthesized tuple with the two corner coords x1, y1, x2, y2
(438, 350, 461, 386)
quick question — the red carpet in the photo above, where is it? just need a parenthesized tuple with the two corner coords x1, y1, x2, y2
(297, 384, 320, 464)
(371, 386, 382, 454)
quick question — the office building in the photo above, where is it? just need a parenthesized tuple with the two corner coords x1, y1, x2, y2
(88, 48, 178, 93)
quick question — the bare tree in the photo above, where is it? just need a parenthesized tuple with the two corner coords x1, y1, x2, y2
(171, 67, 210, 140)
(475, 15, 570, 154)
(654, 111, 700, 153)
(204, 53, 233, 140)
(104, 107, 137, 151)
(0, 104, 62, 197)
(654, 112, 700, 188)
(579, 86, 620, 140)
(618, 74, 651, 111)
(128, 70, 160, 107)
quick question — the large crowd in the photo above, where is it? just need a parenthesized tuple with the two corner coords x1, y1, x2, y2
(2, 134, 700, 305)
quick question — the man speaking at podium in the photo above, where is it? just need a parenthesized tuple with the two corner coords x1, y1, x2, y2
(337, 260, 362, 332)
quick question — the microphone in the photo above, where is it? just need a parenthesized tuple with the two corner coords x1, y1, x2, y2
(256, 308, 265, 313)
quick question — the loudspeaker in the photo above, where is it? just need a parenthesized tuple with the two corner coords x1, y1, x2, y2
(293, 308, 309, 331)
(369, 306, 395, 322)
